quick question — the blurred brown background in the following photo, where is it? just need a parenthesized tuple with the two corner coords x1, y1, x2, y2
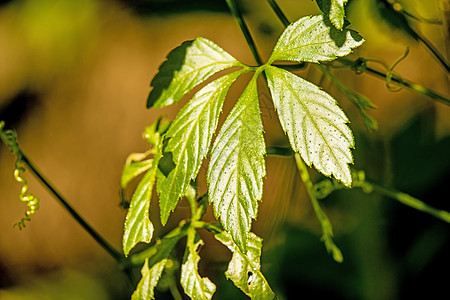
(0, 0, 449, 299)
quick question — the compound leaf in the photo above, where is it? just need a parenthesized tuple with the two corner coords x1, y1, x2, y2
(181, 239, 216, 300)
(157, 71, 245, 225)
(131, 258, 167, 300)
(215, 231, 276, 299)
(268, 14, 363, 64)
(147, 37, 244, 108)
(207, 74, 266, 253)
(265, 66, 353, 186)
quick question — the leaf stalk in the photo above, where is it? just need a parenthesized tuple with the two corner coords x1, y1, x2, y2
(266, 0, 290, 27)
(294, 154, 343, 262)
(225, 0, 264, 66)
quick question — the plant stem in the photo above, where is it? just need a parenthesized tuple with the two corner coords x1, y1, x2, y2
(129, 222, 189, 267)
(21, 154, 125, 263)
(316, 64, 378, 130)
(185, 185, 198, 220)
(266, 0, 290, 27)
(266, 146, 294, 156)
(337, 58, 450, 106)
(294, 154, 343, 262)
(225, 0, 264, 66)
(0, 122, 124, 263)
(416, 31, 450, 73)
(367, 181, 450, 223)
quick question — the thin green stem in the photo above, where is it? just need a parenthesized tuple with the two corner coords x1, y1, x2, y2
(316, 64, 378, 130)
(185, 185, 199, 220)
(21, 154, 125, 263)
(266, 146, 294, 156)
(367, 181, 450, 223)
(337, 57, 450, 105)
(0, 122, 125, 264)
(266, 0, 290, 27)
(225, 0, 264, 66)
(169, 280, 183, 300)
(273, 62, 307, 71)
(314, 171, 450, 225)
(129, 222, 189, 267)
(294, 154, 343, 262)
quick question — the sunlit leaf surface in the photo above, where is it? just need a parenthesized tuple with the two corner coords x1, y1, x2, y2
(207, 74, 266, 252)
(181, 239, 216, 299)
(215, 231, 276, 299)
(268, 14, 363, 64)
(157, 71, 245, 225)
(266, 66, 353, 186)
(148, 37, 244, 108)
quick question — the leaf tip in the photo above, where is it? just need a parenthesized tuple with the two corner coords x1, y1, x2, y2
(160, 211, 170, 227)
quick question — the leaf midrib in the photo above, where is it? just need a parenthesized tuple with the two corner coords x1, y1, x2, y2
(282, 70, 348, 174)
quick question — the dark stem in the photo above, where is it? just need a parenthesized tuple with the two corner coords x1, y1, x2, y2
(266, 146, 294, 156)
(267, 0, 290, 26)
(416, 31, 450, 73)
(225, 0, 264, 66)
(21, 154, 125, 264)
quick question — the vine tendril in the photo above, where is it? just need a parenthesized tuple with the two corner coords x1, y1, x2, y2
(13, 164, 40, 229)
(1, 121, 40, 229)
(386, 47, 409, 92)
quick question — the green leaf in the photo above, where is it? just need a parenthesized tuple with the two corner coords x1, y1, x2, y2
(121, 158, 153, 189)
(214, 231, 276, 299)
(147, 37, 244, 109)
(131, 258, 167, 300)
(268, 14, 363, 64)
(181, 239, 216, 300)
(316, 0, 348, 30)
(123, 146, 162, 257)
(157, 71, 245, 225)
(143, 118, 171, 145)
(130, 222, 189, 267)
(207, 73, 266, 253)
(265, 66, 353, 186)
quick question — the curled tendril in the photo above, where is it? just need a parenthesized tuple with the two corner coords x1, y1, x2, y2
(13, 163, 40, 230)
(386, 47, 409, 92)
(0, 121, 21, 157)
(1, 122, 40, 229)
